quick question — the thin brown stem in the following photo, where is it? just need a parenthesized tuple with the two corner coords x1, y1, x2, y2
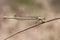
(4, 17, 60, 40)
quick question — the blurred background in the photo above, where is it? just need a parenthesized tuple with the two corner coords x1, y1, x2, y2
(0, 0, 60, 40)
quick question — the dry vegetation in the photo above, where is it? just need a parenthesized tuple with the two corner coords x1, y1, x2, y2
(0, 0, 60, 40)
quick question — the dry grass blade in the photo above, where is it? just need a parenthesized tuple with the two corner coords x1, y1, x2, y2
(4, 16, 60, 40)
